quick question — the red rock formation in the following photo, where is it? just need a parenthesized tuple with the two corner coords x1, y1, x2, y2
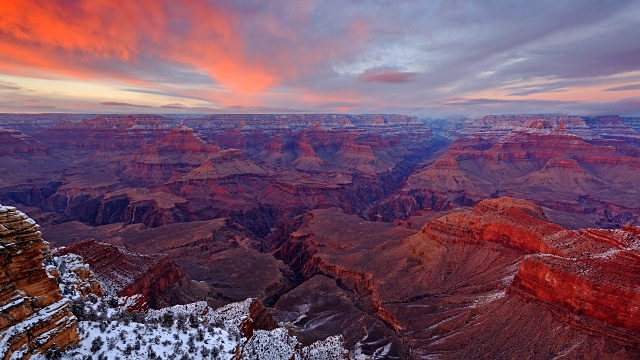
(509, 226, 640, 341)
(0, 205, 77, 358)
(0, 129, 48, 155)
(56, 239, 189, 308)
(586, 115, 640, 144)
(273, 199, 640, 358)
(158, 126, 219, 153)
(334, 142, 380, 170)
(291, 141, 324, 170)
(40, 114, 174, 150)
(239, 299, 279, 339)
(388, 119, 640, 227)
(94, 188, 189, 227)
(175, 149, 269, 181)
(421, 197, 563, 254)
(119, 125, 220, 185)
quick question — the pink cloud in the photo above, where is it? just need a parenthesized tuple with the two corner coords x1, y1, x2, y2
(358, 69, 418, 83)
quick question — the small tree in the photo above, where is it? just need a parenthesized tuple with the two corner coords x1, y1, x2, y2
(45, 344, 62, 360)
(189, 313, 199, 328)
(201, 346, 210, 357)
(124, 344, 133, 356)
(91, 336, 104, 353)
(177, 314, 187, 332)
(70, 299, 87, 320)
(161, 311, 175, 328)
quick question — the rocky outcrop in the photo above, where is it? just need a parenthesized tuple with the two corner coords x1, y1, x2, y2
(94, 188, 189, 227)
(509, 226, 640, 343)
(273, 200, 640, 358)
(40, 115, 175, 150)
(586, 115, 640, 144)
(56, 239, 189, 308)
(385, 119, 640, 228)
(273, 275, 406, 357)
(174, 149, 269, 181)
(0, 129, 48, 155)
(238, 298, 279, 339)
(436, 114, 597, 140)
(419, 198, 640, 346)
(291, 142, 324, 170)
(0, 205, 77, 359)
(45, 253, 103, 298)
(421, 197, 564, 254)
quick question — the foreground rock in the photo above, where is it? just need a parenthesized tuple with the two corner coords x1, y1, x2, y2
(0, 205, 77, 359)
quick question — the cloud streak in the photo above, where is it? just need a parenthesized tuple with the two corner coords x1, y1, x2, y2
(0, 0, 638, 115)
(100, 102, 152, 108)
(604, 83, 640, 92)
(358, 69, 418, 83)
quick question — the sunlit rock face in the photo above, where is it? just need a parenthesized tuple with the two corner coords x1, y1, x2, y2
(0, 205, 77, 359)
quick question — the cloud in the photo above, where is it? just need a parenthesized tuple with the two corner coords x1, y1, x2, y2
(0, 1, 639, 115)
(357, 68, 418, 83)
(24, 105, 56, 109)
(161, 103, 187, 109)
(502, 84, 568, 96)
(0, 0, 273, 92)
(100, 102, 152, 108)
(0, 80, 21, 90)
(443, 97, 575, 107)
(603, 83, 640, 92)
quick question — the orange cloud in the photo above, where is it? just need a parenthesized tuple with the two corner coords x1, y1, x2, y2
(0, 0, 275, 92)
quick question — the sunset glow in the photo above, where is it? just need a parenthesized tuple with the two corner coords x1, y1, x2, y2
(1, 0, 639, 115)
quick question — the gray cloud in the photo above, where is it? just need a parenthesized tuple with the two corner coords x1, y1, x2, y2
(0, 80, 21, 91)
(100, 102, 152, 108)
(1, 0, 640, 115)
(358, 69, 418, 83)
(603, 83, 640, 92)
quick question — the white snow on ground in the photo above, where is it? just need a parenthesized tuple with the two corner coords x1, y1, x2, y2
(32, 251, 349, 359)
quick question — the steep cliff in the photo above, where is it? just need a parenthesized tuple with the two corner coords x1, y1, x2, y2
(0, 205, 77, 359)
(273, 199, 640, 358)
(56, 239, 189, 308)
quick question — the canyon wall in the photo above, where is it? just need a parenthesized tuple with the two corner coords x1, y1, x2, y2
(0, 205, 77, 359)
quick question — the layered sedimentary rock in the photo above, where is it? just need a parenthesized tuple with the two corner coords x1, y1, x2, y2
(435, 114, 597, 140)
(238, 298, 279, 339)
(585, 115, 640, 144)
(56, 239, 189, 308)
(381, 120, 640, 227)
(119, 125, 220, 184)
(95, 188, 189, 227)
(273, 198, 640, 358)
(0, 114, 76, 135)
(273, 275, 405, 356)
(1, 114, 441, 240)
(0, 205, 77, 359)
(44, 219, 292, 309)
(0, 129, 48, 155)
(40, 114, 175, 150)
(509, 226, 640, 342)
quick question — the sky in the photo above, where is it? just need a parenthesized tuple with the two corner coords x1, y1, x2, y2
(0, 0, 639, 117)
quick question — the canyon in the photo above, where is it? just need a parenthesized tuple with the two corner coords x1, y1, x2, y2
(1, 113, 640, 358)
